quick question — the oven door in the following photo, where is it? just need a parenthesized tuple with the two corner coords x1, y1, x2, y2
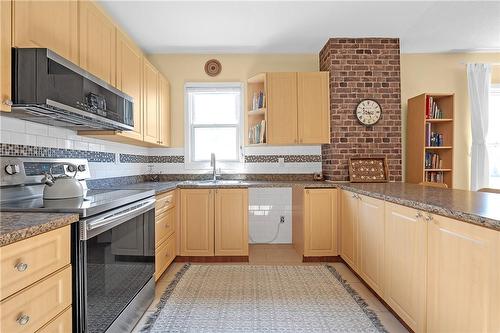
(78, 198, 155, 333)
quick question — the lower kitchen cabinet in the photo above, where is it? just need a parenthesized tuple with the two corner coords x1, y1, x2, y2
(180, 188, 248, 257)
(155, 190, 177, 280)
(215, 189, 248, 256)
(427, 214, 500, 332)
(340, 190, 359, 270)
(36, 305, 72, 333)
(384, 202, 427, 333)
(357, 194, 385, 295)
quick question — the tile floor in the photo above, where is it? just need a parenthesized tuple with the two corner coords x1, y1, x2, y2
(132, 245, 409, 333)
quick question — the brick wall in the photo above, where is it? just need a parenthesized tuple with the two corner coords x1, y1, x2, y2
(319, 38, 402, 181)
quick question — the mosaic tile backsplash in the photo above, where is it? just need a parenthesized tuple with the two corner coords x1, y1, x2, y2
(0, 143, 115, 162)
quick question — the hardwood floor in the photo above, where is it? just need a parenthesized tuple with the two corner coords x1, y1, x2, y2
(131, 245, 409, 333)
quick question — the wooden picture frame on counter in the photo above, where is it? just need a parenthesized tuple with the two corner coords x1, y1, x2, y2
(348, 157, 389, 183)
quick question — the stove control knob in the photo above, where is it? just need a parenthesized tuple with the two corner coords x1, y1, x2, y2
(5, 164, 20, 175)
(67, 164, 76, 172)
(77, 165, 86, 172)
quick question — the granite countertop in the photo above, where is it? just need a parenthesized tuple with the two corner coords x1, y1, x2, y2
(106, 179, 500, 232)
(0, 212, 79, 247)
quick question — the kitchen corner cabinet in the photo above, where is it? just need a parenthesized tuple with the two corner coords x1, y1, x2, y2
(384, 202, 427, 333)
(180, 188, 248, 257)
(427, 214, 500, 332)
(266, 72, 298, 144)
(303, 189, 338, 256)
(297, 72, 330, 144)
(0, 0, 11, 112)
(79, 0, 116, 85)
(12, 0, 79, 65)
(180, 189, 215, 256)
(115, 29, 144, 142)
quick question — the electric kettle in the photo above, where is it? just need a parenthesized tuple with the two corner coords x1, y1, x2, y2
(42, 163, 84, 199)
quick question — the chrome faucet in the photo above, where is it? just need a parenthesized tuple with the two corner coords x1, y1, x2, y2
(210, 153, 217, 181)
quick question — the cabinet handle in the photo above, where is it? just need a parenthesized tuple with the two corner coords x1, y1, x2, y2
(415, 212, 423, 219)
(424, 214, 433, 222)
(3, 99, 13, 106)
(351, 193, 357, 198)
(15, 262, 28, 272)
(17, 314, 30, 326)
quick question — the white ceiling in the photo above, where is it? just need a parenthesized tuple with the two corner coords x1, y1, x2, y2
(99, 1, 500, 54)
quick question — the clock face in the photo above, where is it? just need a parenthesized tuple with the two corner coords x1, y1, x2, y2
(356, 99, 382, 126)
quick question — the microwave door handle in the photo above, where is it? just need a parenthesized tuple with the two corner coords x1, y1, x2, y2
(86, 199, 155, 232)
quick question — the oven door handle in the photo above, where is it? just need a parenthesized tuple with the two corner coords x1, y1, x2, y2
(85, 198, 156, 232)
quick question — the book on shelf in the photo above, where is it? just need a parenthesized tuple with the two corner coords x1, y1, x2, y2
(425, 171, 444, 183)
(252, 91, 266, 111)
(427, 129, 443, 147)
(259, 120, 266, 143)
(249, 120, 266, 144)
(425, 96, 443, 119)
(425, 152, 443, 169)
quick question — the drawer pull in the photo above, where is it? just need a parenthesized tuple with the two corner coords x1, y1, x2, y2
(15, 262, 28, 272)
(17, 313, 30, 325)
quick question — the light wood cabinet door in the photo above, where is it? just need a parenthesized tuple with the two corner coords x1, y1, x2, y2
(303, 189, 338, 256)
(384, 203, 427, 332)
(155, 234, 175, 281)
(0, 266, 72, 333)
(266, 72, 298, 144)
(180, 189, 214, 256)
(37, 306, 72, 333)
(79, 0, 116, 85)
(158, 75, 171, 147)
(427, 215, 500, 333)
(215, 189, 248, 256)
(12, 0, 78, 64)
(297, 72, 330, 144)
(357, 194, 385, 295)
(0, 226, 70, 300)
(340, 190, 358, 271)
(116, 30, 143, 141)
(0, 0, 12, 111)
(143, 59, 160, 144)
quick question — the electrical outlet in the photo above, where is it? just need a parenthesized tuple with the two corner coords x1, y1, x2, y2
(280, 216, 285, 223)
(278, 157, 285, 165)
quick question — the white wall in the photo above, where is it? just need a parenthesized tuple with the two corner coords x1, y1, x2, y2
(248, 188, 292, 244)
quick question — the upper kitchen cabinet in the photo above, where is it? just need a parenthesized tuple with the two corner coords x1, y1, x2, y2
(12, 0, 78, 64)
(79, 0, 116, 85)
(142, 59, 160, 145)
(266, 72, 298, 144)
(297, 72, 330, 144)
(115, 30, 144, 142)
(246, 72, 330, 146)
(0, 0, 11, 112)
(158, 75, 171, 147)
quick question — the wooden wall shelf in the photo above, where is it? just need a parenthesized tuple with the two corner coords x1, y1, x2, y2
(406, 93, 454, 188)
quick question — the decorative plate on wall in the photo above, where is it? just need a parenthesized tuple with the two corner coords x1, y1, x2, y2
(204, 59, 222, 77)
(348, 157, 389, 183)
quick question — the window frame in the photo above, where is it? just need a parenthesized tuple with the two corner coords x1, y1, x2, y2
(184, 82, 244, 170)
(487, 83, 500, 187)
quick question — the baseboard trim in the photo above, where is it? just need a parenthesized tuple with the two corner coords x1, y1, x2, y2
(302, 255, 342, 262)
(174, 256, 249, 263)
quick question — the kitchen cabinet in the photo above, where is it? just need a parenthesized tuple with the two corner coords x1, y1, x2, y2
(427, 214, 500, 332)
(215, 189, 248, 256)
(37, 306, 72, 333)
(12, 0, 78, 64)
(266, 72, 298, 144)
(0, 0, 11, 112)
(357, 194, 385, 295)
(180, 188, 248, 257)
(155, 190, 176, 280)
(384, 202, 427, 333)
(158, 75, 171, 146)
(340, 190, 359, 271)
(143, 59, 160, 145)
(180, 189, 215, 256)
(297, 72, 330, 144)
(79, 0, 116, 85)
(115, 29, 144, 142)
(303, 189, 338, 256)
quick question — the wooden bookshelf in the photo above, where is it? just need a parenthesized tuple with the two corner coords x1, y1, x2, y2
(246, 74, 267, 145)
(406, 93, 454, 188)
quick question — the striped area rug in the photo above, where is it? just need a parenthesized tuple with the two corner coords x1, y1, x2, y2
(141, 264, 387, 333)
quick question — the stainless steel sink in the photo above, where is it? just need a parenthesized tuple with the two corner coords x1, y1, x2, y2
(180, 180, 244, 186)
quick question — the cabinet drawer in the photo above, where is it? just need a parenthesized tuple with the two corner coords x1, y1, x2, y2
(155, 208, 175, 248)
(155, 234, 175, 281)
(156, 191, 175, 216)
(0, 226, 70, 300)
(37, 306, 72, 333)
(0, 266, 72, 333)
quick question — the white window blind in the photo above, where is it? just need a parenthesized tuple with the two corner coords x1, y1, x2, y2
(488, 85, 500, 187)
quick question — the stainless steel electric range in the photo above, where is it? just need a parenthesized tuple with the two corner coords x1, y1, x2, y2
(0, 157, 156, 333)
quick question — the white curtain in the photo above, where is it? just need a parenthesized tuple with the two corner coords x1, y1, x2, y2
(467, 64, 492, 191)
